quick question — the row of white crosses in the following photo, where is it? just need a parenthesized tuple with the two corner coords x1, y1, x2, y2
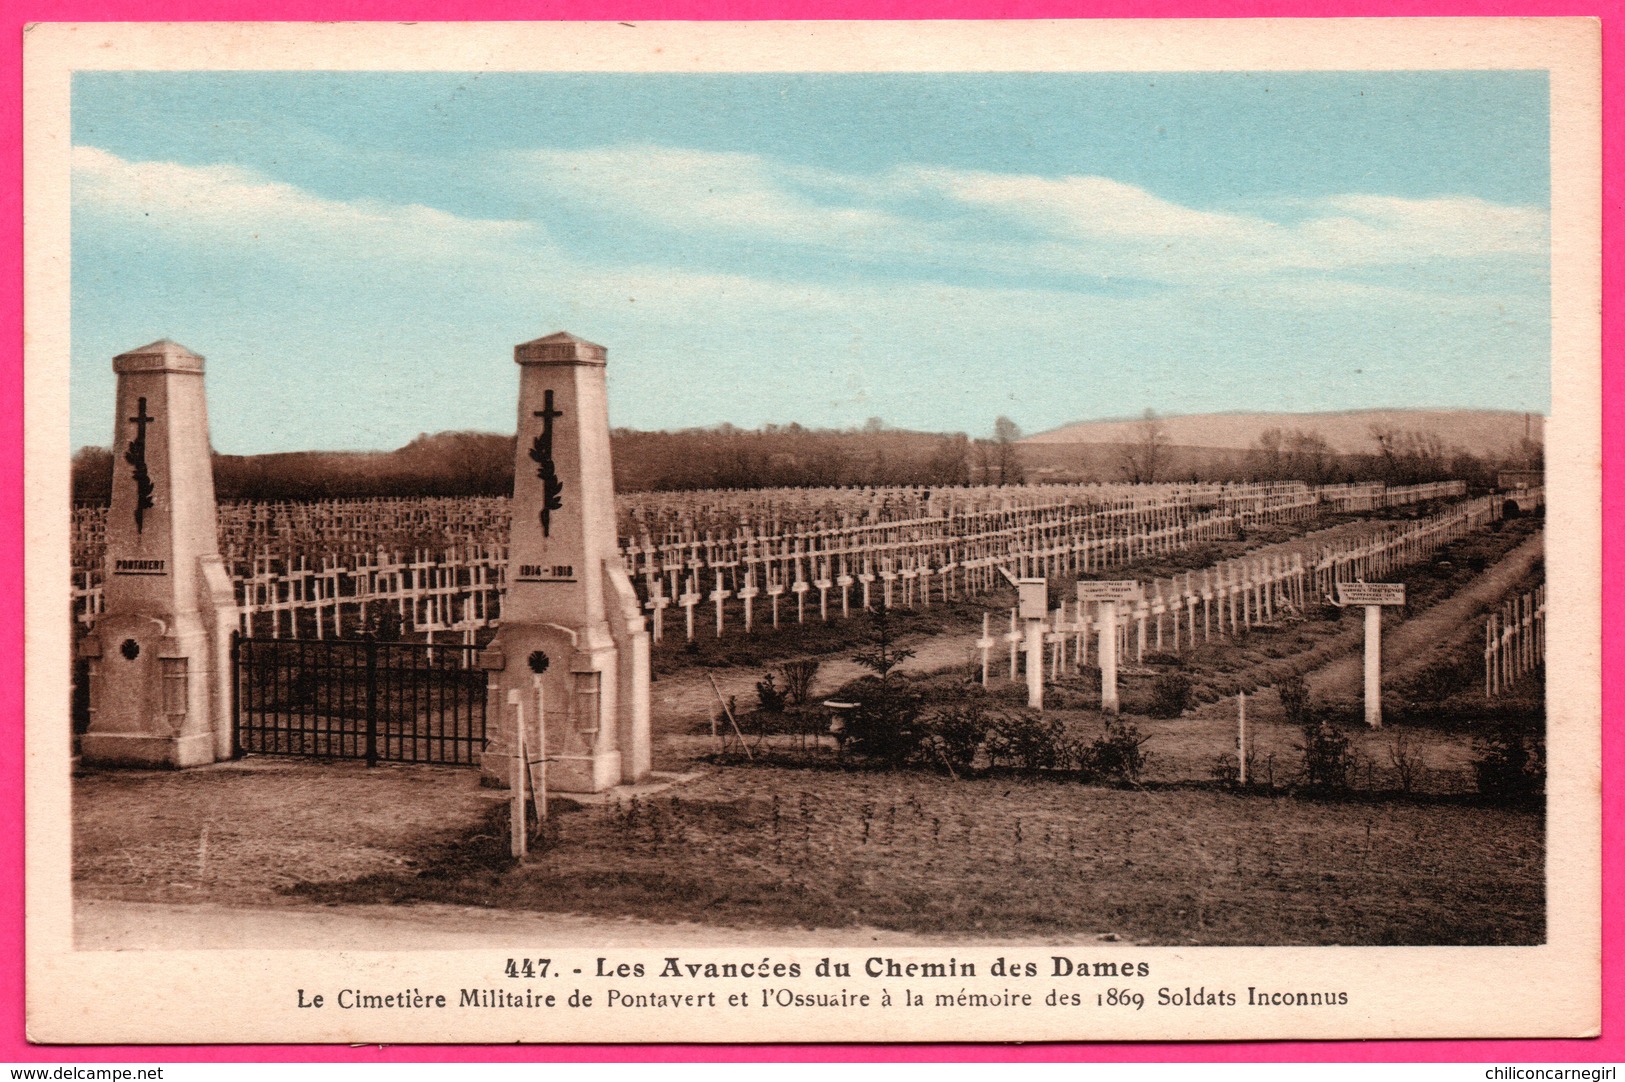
(633, 496, 1248, 643)
(515, 488, 1497, 656)
(216, 495, 510, 549)
(622, 483, 1336, 642)
(68, 480, 1491, 594)
(70, 483, 1501, 648)
(1486, 582, 1546, 697)
(234, 545, 506, 647)
(977, 577, 1146, 713)
(1315, 480, 1468, 513)
(976, 495, 1512, 715)
(979, 551, 1311, 690)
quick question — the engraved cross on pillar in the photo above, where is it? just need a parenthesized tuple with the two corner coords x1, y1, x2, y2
(530, 389, 566, 537)
(125, 396, 156, 533)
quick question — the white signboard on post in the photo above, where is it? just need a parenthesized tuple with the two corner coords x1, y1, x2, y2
(1336, 582, 1406, 728)
(1076, 580, 1142, 603)
(1336, 582, 1406, 607)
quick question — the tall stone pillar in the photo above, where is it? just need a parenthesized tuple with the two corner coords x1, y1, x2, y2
(79, 340, 238, 767)
(482, 332, 651, 793)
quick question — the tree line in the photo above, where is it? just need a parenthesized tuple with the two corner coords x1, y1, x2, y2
(1072, 410, 1540, 490)
(72, 423, 999, 502)
(70, 415, 1540, 503)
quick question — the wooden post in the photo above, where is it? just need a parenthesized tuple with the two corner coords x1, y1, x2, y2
(977, 612, 994, 687)
(1363, 603, 1383, 729)
(507, 689, 527, 860)
(1025, 618, 1045, 709)
(1337, 582, 1404, 728)
(1237, 691, 1248, 785)
(1099, 600, 1120, 715)
(1005, 609, 1021, 681)
(529, 675, 548, 825)
(1018, 579, 1047, 710)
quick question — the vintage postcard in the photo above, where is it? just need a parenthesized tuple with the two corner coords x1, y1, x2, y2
(23, 19, 1601, 1044)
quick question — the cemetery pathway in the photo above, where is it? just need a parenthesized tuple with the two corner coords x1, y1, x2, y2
(1303, 531, 1545, 702)
(649, 629, 983, 739)
(644, 507, 1518, 747)
(74, 898, 1061, 951)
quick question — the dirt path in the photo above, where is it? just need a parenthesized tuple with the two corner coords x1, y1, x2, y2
(1304, 531, 1544, 700)
(649, 508, 1528, 750)
(75, 899, 1073, 951)
(649, 628, 984, 740)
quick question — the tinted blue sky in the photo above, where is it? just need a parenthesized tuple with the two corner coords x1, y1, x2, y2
(71, 71, 1551, 453)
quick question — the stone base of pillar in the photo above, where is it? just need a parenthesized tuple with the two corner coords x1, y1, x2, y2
(479, 748, 623, 794)
(549, 750, 623, 794)
(80, 730, 218, 769)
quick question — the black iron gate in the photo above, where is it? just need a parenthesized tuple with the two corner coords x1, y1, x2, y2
(233, 634, 487, 765)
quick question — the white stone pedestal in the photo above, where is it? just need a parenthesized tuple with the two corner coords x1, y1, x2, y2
(481, 332, 651, 794)
(80, 340, 237, 768)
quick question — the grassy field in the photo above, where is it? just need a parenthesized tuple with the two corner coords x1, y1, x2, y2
(287, 765, 1543, 946)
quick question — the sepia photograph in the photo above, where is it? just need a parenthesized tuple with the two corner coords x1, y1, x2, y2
(23, 19, 1602, 1045)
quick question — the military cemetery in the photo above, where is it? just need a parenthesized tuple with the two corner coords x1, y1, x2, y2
(59, 62, 1562, 958)
(67, 327, 1548, 946)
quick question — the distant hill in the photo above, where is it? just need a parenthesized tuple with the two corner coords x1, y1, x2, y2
(1026, 409, 1543, 458)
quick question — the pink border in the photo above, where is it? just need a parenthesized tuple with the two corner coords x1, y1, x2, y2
(2, 0, 1615, 1063)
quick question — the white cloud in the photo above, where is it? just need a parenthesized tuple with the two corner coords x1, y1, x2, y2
(71, 142, 1548, 382)
(928, 168, 1252, 240)
(70, 144, 1549, 449)
(506, 143, 1548, 290)
(1287, 194, 1549, 267)
(518, 146, 903, 247)
(73, 145, 539, 264)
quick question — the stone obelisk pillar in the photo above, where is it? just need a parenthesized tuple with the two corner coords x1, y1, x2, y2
(482, 332, 651, 793)
(79, 340, 238, 767)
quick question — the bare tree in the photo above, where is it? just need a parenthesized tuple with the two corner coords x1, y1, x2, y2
(924, 433, 970, 485)
(1119, 409, 1170, 483)
(1284, 428, 1335, 484)
(1253, 427, 1285, 481)
(1368, 423, 1402, 483)
(991, 416, 1024, 484)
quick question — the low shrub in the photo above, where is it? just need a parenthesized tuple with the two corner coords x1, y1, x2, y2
(779, 659, 821, 706)
(1042, 684, 1099, 711)
(1147, 673, 1192, 718)
(1276, 674, 1312, 726)
(986, 711, 1071, 772)
(1387, 729, 1428, 793)
(1473, 723, 1545, 802)
(908, 670, 987, 706)
(1210, 747, 1275, 788)
(837, 676, 925, 767)
(922, 697, 996, 773)
(755, 673, 786, 714)
(1300, 717, 1355, 791)
(1397, 655, 1474, 704)
(1082, 719, 1151, 783)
